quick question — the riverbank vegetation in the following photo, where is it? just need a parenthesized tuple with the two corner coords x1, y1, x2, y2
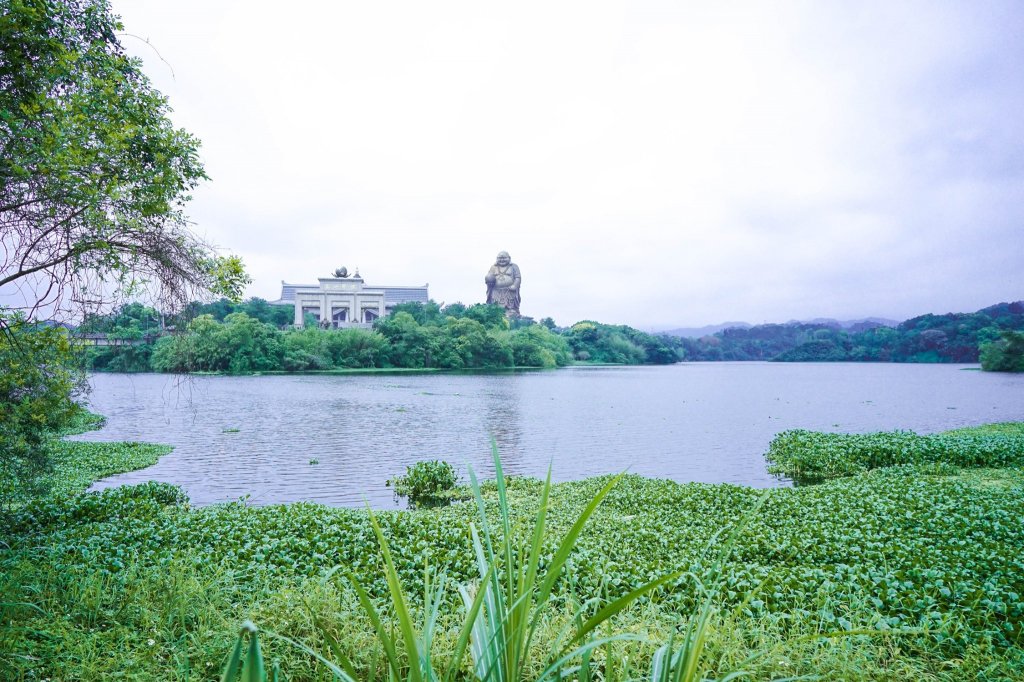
(77, 298, 1024, 374)
(0, 316, 89, 507)
(80, 301, 680, 373)
(2, 420, 1022, 679)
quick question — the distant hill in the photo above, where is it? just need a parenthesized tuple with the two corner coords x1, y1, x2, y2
(658, 301, 1024, 363)
(659, 321, 751, 338)
(785, 317, 899, 330)
(662, 317, 897, 339)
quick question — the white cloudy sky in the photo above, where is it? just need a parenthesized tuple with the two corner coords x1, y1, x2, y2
(110, 0, 1023, 328)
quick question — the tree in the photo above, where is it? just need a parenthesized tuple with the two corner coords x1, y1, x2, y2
(509, 325, 572, 368)
(154, 313, 216, 371)
(321, 328, 387, 368)
(980, 330, 1024, 372)
(375, 312, 436, 368)
(445, 317, 512, 368)
(0, 315, 85, 506)
(218, 313, 282, 373)
(0, 0, 247, 323)
(388, 301, 444, 327)
(461, 303, 509, 329)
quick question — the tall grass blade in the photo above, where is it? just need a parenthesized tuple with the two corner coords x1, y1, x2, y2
(306, 608, 359, 680)
(366, 509, 424, 682)
(446, 565, 494, 682)
(536, 634, 642, 682)
(243, 627, 266, 682)
(461, 441, 685, 682)
(346, 571, 403, 680)
(467, 471, 508, 682)
(219, 624, 247, 682)
(521, 472, 625, 667)
(572, 569, 686, 644)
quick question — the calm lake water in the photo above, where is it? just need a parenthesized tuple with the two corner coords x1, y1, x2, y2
(79, 363, 1024, 508)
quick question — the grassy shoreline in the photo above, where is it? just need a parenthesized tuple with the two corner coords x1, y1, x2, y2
(1, 423, 1022, 680)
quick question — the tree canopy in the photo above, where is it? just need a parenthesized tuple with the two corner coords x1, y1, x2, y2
(0, 0, 246, 321)
(0, 0, 248, 504)
(80, 300, 692, 373)
(980, 330, 1024, 373)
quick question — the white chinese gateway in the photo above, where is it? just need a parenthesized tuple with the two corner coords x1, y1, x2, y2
(272, 275, 428, 328)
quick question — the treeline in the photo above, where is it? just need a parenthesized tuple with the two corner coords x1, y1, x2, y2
(80, 298, 1024, 372)
(665, 301, 1024, 364)
(77, 298, 294, 335)
(81, 301, 681, 373)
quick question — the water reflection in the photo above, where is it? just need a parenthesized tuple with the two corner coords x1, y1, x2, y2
(77, 364, 1024, 508)
(483, 375, 525, 471)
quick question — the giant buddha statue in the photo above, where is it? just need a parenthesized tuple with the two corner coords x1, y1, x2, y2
(484, 251, 521, 317)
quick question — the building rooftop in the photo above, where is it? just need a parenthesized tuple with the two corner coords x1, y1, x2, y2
(272, 281, 429, 306)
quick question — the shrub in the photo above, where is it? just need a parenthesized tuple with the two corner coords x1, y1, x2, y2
(386, 460, 458, 507)
(0, 315, 86, 507)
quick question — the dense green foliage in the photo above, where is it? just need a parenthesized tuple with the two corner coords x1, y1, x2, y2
(980, 330, 1024, 373)
(668, 301, 1024, 363)
(766, 423, 1024, 483)
(77, 302, 164, 336)
(83, 301, 689, 373)
(564, 321, 679, 364)
(0, 315, 86, 506)
(0, 0, 247, 314)
(386, 460, 459, 507)
(150, 313, 289, 373)
(2, 421, 1023, 679)
(182, 297, 296, 328)
(85, 299, 1024, 372)
(139, 304, 576, 373)
(77, 302, 161, 371)
(78, 301, 294, 371)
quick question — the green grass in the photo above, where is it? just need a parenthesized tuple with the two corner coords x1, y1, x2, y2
(1, 423, 1023, 679)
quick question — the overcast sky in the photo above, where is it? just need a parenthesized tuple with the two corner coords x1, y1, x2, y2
(109, 0, 1023, 329)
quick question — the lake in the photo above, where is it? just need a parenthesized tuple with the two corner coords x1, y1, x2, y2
(79, 363, 1024, 507)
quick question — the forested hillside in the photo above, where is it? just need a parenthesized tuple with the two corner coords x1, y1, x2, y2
(665, 301, 1024, 363)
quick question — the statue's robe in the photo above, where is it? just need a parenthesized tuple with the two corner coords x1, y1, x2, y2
(485, 263, 521, 315)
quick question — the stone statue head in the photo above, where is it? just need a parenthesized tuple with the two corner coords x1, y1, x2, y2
(496, 251, 511, 266)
